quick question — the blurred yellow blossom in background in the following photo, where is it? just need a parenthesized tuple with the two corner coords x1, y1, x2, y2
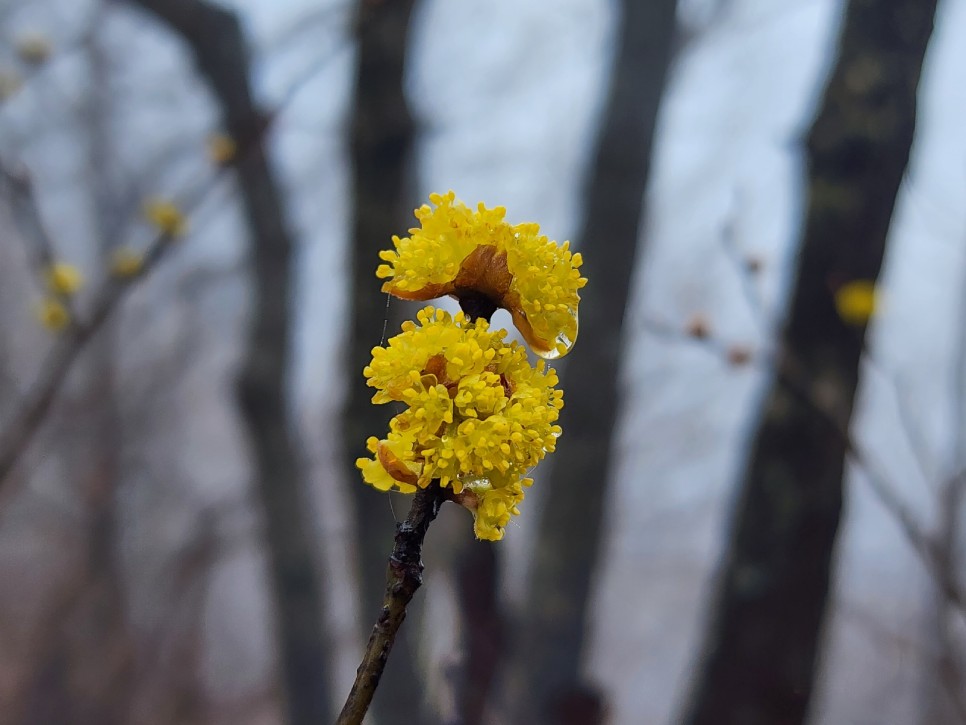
(35, 297, 69, 332)
(44, 263, 83, 296)
(16, 33, 52, 64)
(110, 247, 145, 278)
(143, 199, 188, 237)
(835, 279, 879, 326)
(207, 133, 237, 165)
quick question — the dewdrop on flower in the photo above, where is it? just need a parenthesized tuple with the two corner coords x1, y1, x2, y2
(376, 191, 586, 359)
(356, 307, 564, 540)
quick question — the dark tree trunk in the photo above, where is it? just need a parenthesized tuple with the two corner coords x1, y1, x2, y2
(128, 2, 334, 723)
(343, 1, 424, 722)
(684, 1, 939, 723)
(453, 539, 504, 725)
(509, 1, 679, 722)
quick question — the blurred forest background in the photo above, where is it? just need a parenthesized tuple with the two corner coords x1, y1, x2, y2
(0, 0, 964, 723)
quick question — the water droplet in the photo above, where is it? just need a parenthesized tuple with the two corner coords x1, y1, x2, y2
(458, 474, 491, 491)
(533, 307, 578, 360)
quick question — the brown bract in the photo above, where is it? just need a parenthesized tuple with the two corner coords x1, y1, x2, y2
(377, 442, 419, 486)
(382, 244, 555, 356)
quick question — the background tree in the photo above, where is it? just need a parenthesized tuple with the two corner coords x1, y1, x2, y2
(684, 0, 940, 722)
(128, 2, 333, 722)
(508, 1, 678, 721)
(342, 0, 425, 721)
(1, 2, 964, 723)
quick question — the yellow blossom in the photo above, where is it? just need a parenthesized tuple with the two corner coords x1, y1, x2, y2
(109, 247, 144, 278)
(35, 297, 69, 332)
(207, 133, 237, 165)
(44, 262, 83, 296)
(456, 476, 529, 541)
(356, 307, 564, 540)
(376, 191, 586, 359)
(835, 279, 879, 326)
(143, 199, 188, 237)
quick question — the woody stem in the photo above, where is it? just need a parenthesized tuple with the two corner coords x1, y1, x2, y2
(336, 483, 449, 725)
(457, 291, 499, 322)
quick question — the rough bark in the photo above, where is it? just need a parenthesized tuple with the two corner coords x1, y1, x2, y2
(509, 1, 678, 722)
(343, 1, 424, 721)
(684, 1, 939, 723)
(127, 2, 333, 722)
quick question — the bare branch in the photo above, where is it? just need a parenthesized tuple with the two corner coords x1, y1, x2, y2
(0, 194, 189, 489)
(640, 307, 966, 623)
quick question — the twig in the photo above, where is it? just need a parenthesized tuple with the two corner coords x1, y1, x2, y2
(719, 193, 768, 336)
(862, 356, 938, 491)
(639, 309, 966, 620)
(0, 0, 346, 492)
(0, 162, 79, 319)
(0, 220, 176, 489)
(337, 483, 449, 725)
(339, 298, 498, 723)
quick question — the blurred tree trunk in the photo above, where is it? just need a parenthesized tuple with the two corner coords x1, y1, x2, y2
(343, 1, 426, 722)
(128, 2, 333, 723)
(509, 1, 678, 722)
(684, 1, 939, 723)
(452, 536, 504, 725)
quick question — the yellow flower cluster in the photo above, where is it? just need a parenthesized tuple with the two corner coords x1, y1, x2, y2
(376, 191, 586, 359)
(356, 307, 564, 540)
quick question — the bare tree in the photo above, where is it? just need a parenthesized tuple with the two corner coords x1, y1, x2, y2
(684, 1, 940, 722)
(508, 1, 679, 722)
(126, 1, 334, 722)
